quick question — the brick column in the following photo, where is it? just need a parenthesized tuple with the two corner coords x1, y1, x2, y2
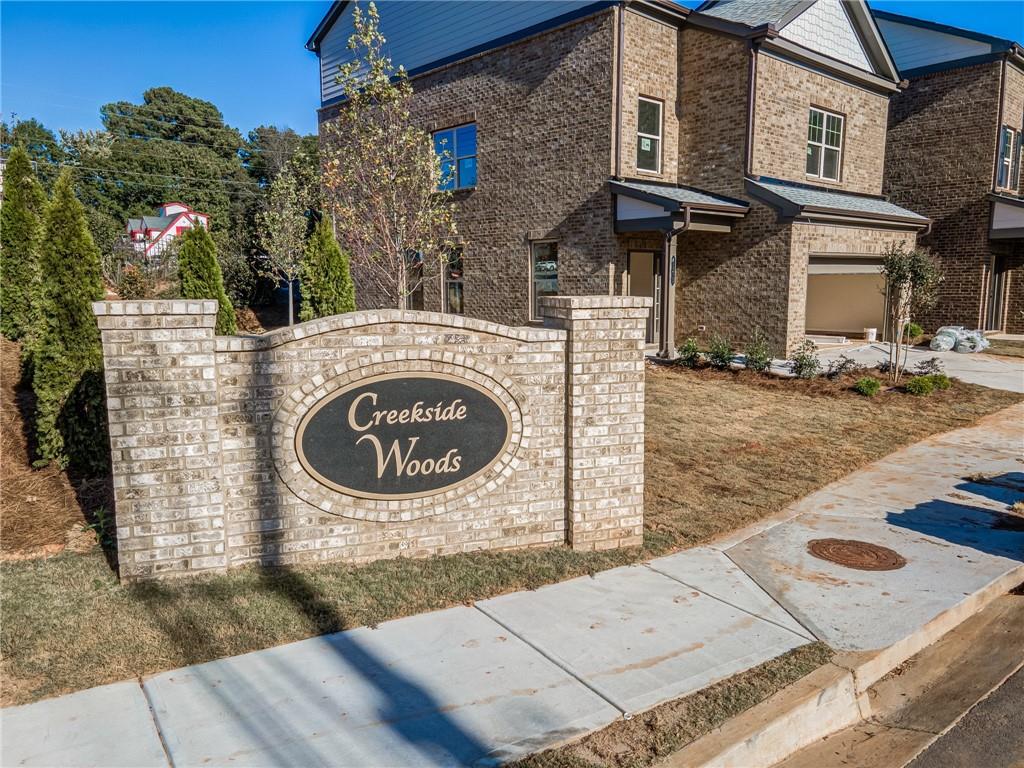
(540, 296, 651, 551)
(93, 301, 225, 580)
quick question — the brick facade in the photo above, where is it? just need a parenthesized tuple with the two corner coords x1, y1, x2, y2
(94, 299, 649, 580)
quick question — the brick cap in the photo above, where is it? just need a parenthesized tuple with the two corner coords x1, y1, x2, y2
(539, 295, 653, 309)
(93, 300, 219, 316)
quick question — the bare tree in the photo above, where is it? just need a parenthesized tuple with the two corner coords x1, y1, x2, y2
(321, 1, 457, 310)
(880, 243, 943, 384)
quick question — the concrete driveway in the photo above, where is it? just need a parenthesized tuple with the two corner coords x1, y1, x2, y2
(817, 343, 1024, 393)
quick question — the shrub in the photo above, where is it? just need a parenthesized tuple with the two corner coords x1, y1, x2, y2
(178, 226, 236, 335)
(743, 329, 773, 374)
(904, 376, 935, 396)
(299, 217, 356, 322)
(905, 322, 924, 343)
(927, 373, 952, 390)
(789, 340, 821, 379)
(913, 356, 945, 376)
(116, 264, 150, 300)
(707, 335, 733, 369)
(825, 354, 863, 380)
(853, 377, 881, 397)
(677, 337, 701, 368)
(32, 170, 108, 472)
(0, 146, 46, 341)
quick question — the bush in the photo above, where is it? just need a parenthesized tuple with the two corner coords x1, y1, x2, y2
(1, 146, 46, 342)
(743, 329, 773, 374)
(677, 337, 701, 368)
(32, 170, 108, 472)
(927, 373, 952, 390)
(904, 376, 935, 396)
(826, 354, 863, 380)
(853, 377, 881, 397)
(116, 264, 150, 299)
(299, 217, 356, 322)
(913, 356, 945, 376)
(707, 335, 733, 369)
(789, 340, 821, 379)
(178, 226, 236, 335)
(905, 322, 924, 343)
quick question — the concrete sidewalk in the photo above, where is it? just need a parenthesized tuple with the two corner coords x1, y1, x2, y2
(3, 406, 1022, 767)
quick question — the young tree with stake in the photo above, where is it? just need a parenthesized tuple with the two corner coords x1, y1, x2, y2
(258, 165, 309, 325)
(879, 243, 942, 384)
(321, 2, 457, 309)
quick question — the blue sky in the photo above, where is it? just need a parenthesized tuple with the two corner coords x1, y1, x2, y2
(2, 1, 1022, 139)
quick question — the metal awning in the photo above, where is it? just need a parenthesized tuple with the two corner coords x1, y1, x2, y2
(989, 193, 1024, 240)
(611, 179, 749, 233)
(746, 177, 931, 231)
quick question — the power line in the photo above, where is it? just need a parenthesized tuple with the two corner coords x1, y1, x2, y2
(21, 156, 265, 190)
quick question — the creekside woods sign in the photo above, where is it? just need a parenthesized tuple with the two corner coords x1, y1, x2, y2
(295, 373, 512, 499)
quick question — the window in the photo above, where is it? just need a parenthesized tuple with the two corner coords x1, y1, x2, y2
(997, 125, 1019, 190)
(530, 242, 558, 320)
(806, 108, 844, 182)
(433, 124, 477, 190)
(444, 248, 464, 314)
(636, 98, 662, 173)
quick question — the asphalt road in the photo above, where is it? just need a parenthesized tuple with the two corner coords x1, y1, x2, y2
(909, 668, 1024, 768)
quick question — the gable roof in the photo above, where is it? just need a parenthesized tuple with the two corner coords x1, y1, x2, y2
(307, 0, 347, 53)
(747, 177, 929, 228)
(611, 179, 750, 213)
(695, 0, 808, 27)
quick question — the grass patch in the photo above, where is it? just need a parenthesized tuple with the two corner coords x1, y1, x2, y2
(512, 642, 833, 768)
(1, 364, 1018, 706)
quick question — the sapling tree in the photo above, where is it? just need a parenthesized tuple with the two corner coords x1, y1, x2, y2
(879, 243, 942, 384)
(321, 1, 458, 309)
(257, 165, 308, 325)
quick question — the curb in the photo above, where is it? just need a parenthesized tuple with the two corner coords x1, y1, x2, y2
(661, 563, 1024, 768)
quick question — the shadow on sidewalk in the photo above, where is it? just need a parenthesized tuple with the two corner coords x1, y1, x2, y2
(136, 567, 491, 765)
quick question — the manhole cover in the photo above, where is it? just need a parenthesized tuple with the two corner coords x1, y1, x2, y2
(807, 539, 907, 571)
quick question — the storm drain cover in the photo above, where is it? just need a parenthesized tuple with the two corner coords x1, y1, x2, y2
(807, 539, 907, 571)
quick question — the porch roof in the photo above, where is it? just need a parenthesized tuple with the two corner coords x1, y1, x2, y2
(746, 177, 930, 229)
(989, 193, 1024, 241)
(611, 179, 749, 233)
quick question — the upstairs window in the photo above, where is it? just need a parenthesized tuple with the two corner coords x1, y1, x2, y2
(997, 125, 1019, 190)
(444, 248, 464, 314)
(806, 108, 844, 182)
(636, 97, 662, 173)
(433, 124, 477, 190)
(530, 242, 558, 321)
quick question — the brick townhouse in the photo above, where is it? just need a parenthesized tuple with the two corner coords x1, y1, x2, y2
(875, 11, 1024, 335)
(308, 0, 929, 356)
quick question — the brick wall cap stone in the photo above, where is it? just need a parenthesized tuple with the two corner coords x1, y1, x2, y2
(93, 300, 219, 316)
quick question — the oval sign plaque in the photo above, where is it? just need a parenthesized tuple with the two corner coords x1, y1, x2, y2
(295, 373, 513, 500)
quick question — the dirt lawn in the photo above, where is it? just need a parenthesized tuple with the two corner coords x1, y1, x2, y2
(2, 357, 1020, 706)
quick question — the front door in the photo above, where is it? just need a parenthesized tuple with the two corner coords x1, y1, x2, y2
(629, 250, 661, 345)
(985, 256, 1008, 331)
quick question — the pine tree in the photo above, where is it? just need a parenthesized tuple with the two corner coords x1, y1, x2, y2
(0, 146, 46, 340)
(299, 217, 356, 322)
(178, 225, 237, 334)
(33, 170, 108, 472)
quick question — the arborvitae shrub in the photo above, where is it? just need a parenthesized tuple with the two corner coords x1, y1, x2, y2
(0, 146, 46, 341)
(178, 225, 236, 335)
(299, 217, 356, 322)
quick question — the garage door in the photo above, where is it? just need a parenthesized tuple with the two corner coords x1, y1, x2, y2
(805, 256, 888, 339)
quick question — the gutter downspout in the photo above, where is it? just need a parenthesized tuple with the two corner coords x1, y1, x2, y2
(745, 40, 758, 177)
(659, 207, 690, 358)
(983, 55, 1007, 329)
(614, 1, 625, 180)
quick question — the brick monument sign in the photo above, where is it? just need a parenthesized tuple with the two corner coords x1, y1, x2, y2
(93, 296, 650, 580)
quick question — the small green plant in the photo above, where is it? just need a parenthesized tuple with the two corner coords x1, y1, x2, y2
(927, 373, 951, 390)
(743, 329, 773, 374)
(853, 377, 881, 397)
(707, 335, 733, 370)
(677, 337, 701, 368)
(116, 264, 150, 300)
(789, 340, 821, 379)
(826, 354, 863, 380)
(905, 322, 924, 343)
(904, 376, 935, 396)
(913, 356, 945, 376)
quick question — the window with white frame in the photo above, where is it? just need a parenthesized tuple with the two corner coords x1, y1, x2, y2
(997, 125, 1019, 190)
(433, 124, 477, 190)
(806, 107, 844, 182)
(636, 97, 662, 173)
(530, 242, 558, 320)
(444, 248, 464, 314)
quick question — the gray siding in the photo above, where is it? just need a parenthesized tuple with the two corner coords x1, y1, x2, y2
(876, 17, 993, 72)
(319, 0, 601, 105)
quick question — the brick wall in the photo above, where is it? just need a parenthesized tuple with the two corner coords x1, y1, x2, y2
(95, 300, 648, 580)
(884, 60, 1004, 331)
(322, 10, 619, 327)
(999, 61, 1024, 195)
(752, 53, 889, 196)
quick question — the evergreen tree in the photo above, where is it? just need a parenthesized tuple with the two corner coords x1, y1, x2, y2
(299, 217, 356, 322)
(178, 225, 237, 334)
(0, 146, 46, 340)
(33, 170, 108, 472)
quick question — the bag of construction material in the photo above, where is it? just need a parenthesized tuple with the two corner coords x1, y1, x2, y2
(930, 328, 958, 352)
(930, 326, 990, 354)
(954, 331, 989, 354)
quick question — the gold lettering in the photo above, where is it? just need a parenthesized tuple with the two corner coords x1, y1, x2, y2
(348, 392, 378, 432)
(356, 434, 420, 477)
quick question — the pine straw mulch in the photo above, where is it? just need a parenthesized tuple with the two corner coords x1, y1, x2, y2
(0, 338, 107, 559)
